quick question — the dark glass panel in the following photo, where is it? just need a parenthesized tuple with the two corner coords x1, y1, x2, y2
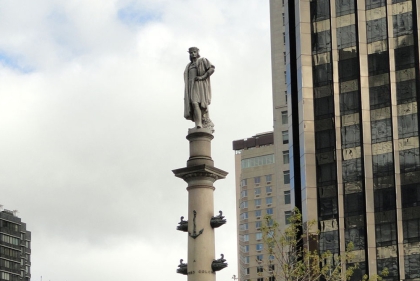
(310, 0, 331, 22)
(342, 158, 363, 183)
(396, 80, 417, 104)
(314, 96, 334, 119)
(366, 0, 386, 9)
(312, 30, 331, 53)
(393, 12, 413, 36)
(344, 192, 365, 216)
(376, 222, 397, 246)
(373, 175, 395, 189)
(316, 129, 335, 152)
(314, 85, 333, 98)
(367, 18, 388, 43)
(403, 218, 420, 243)
(374, 188, 396, 212)
(395, 46, 416, 70)
(319, 230, 339, 253)
(398, 114, 418, 139)
(377, 258, 399, 280)
(371, 119, 393, 143)
(368, 51, 389, 75)
(341, 125, 361, 148)
(345, 227, 366, 249)
(317, 162, 337, 185)
(339, 57, 359, 81)
(399, 148, 420, 173)
(319, 197, 338, 219)
(370, 85, 391, 109)
(348, 262, 366, 281)
(340, 91, 360, 114)
(336, 0, 355, 16)
(337, 25, 357, 49)
(313, 63, 333, 86)
(373, 152, 394, 177)
(401, 183, 420, 208)
(405, 254, 420, 279)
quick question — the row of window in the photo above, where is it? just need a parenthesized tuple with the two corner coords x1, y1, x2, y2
(240, 232, 264, 242)
(240, 243, 264, 253)
(240, 210, 292, 224)
(240, 197, 274, 209)
(0, 247, 20, 259)
(241, 175, 273, 187)
(241, 155, 275, 169)
(0, 272, 19, 281)
(241, 186, 273, 198)
(1, 234, 20, 246)
(240, 254, 275, 264)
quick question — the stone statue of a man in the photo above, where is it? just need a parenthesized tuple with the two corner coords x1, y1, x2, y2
(184, 47, 215, 130)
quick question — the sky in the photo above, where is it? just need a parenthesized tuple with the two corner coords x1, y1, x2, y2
(0, 1, 274, 280)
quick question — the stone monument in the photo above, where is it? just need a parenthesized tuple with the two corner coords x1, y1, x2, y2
(174, 47, 228, 281)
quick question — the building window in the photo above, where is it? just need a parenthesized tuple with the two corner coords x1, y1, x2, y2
(267, 208, 274, 215)
(240, 201, 248, 209)
(283, 32, 286, 44)
(241, 154, 275, 169)
(284, 170, 290, 184)
(256, 243, 263, 251)
(257, 266, 264, 273)
(265, 174, 272, 183)
(282, 111, 288, 125)
(245, 256, 250, 264)
(244, 245, 249, 252)
(266, 186, 272, 193)
(285, 211, 292, 224)
(240, 223, 248, 231)
(241, 190, 248, 198)
(283, 150, 289, 164)
(256, 232, 262, 240)
(284, 71, 287, 83)
(257, 254, 263, 261)
(284, 190, 291, 204)
(282, 130, 289, 144)
(240, 212, 248, 220)
(246, 268, 250, 275)
(283, 52, 286, 65)
(285, 91, 287, 104)
(255, 210, 262, 217)
(255, 187, 261, 195)
(255, 199, 261, 206)
(241, 179, 247, 187)
(254, 176, 261, 185)
(255, 221, 262, 229)
(266, 197, 273, 205)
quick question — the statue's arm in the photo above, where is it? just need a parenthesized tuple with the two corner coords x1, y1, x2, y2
(195, 59, 215, 81)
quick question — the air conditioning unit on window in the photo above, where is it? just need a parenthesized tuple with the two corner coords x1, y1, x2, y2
(268, 204, 271, 207)
(267, 192, 272, 195)
(256, 205, 260, 208)
(256, 194, 260, 197)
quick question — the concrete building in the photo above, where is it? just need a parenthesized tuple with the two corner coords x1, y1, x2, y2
(0, 209, 31, 281)
(278, 0, 420, 279)
(233, 132, 291, 281)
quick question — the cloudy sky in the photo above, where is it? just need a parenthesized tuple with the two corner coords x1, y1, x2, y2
(0, 0, 274, 280)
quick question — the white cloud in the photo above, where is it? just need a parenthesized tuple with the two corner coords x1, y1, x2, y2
(0, 0, 273, 280)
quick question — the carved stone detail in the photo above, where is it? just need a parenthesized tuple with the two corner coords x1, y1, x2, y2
(210, 210, 226, 228)
(177, 259, 187, 275)
(211, 254, 228, 272)
(177, 216, 188, 232)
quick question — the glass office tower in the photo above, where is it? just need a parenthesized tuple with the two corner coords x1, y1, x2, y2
(278, 0, 420, 279)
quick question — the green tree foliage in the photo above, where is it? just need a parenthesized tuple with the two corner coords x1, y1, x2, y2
(259, 208, 388, 281)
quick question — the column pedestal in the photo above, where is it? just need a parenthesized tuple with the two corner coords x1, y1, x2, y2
(173, 128, 228, 281)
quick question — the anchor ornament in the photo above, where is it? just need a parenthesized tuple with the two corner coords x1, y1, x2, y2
(189, 210, 204, 239)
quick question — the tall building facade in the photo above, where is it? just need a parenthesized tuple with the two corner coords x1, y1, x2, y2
(0, 209, 31, 281)
(233, 132, 291, 281)
(272, 0, 420, 279)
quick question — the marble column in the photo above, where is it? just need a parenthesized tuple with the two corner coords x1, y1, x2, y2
(173, 128, 228, 281)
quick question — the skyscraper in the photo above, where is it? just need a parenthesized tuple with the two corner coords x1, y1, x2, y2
(274, 0, 420, 279)
(233, 132, 291, 281)
(0, 209, 31, 281)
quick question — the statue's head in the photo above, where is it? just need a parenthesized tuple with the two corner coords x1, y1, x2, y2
(188, 47, 200, 61)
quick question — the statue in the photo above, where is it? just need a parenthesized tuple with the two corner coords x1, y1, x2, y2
(210, 210, 227, 228)
(177, 259, 188, 275)
(184, 47, 215, 131)
(176, 216, 188, 232)
(212, 253, 228, 272)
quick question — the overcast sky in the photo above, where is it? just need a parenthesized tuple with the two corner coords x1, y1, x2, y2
(0, 1, 274, 280)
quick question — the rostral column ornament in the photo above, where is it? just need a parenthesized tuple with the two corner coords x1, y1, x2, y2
(188, 210, 204, 239)
(184, 47, 215, 132)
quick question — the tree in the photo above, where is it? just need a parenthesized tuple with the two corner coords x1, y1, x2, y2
(259, 208, 387, 281)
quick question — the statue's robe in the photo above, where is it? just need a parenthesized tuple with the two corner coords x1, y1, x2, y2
(184, 57, 214, 121)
